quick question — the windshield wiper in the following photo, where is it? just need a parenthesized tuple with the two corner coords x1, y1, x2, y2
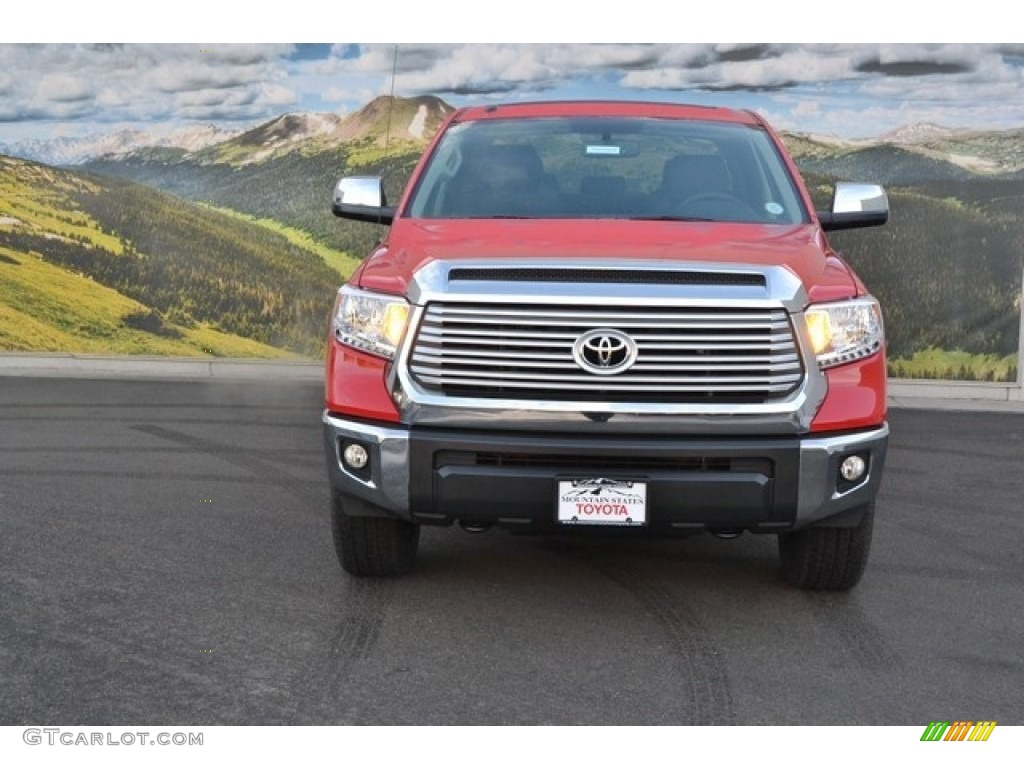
(628, 215, 716, 222)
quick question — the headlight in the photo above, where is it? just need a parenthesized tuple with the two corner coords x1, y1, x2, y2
(804, 297, 883, 369)
(331, 285, 410, 359)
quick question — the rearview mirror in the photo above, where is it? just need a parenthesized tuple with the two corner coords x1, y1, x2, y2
(332, 176, 396, 225)
(818, 182, 889, 231)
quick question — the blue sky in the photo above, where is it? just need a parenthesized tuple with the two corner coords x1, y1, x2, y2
(2, 42, 1022, 143)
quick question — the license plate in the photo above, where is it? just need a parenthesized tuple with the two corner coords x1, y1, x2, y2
(557, 478, 647, 526)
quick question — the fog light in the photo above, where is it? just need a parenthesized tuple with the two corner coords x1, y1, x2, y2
(342, 443, 369, 469)
(840, 455, 866, 482)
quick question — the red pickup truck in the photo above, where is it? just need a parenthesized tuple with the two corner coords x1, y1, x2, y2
(325, 100, 889, 590)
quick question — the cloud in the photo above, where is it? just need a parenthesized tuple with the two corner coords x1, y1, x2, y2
(95, 88, 129, 108)
(322, 85, 380, 111)
(259, 83, 298, 106)
(620, 47, 862, 91)
(1, 43, 1024, 141)
(714, 44, 777, 64)
(317, 44, 901, 97)
(323, 86, 352, 102)
(174, 88, 248, 109)
(856, 59, 973, 77)
(144, 53, 290, 95)
(321, 43, 1023, 108)
(791, 100, 821, 119)
(37, 74, 93, 103)
(323, 44, 672, 95)
(853, 44, 983, 77)
(0, 43, 297, 128)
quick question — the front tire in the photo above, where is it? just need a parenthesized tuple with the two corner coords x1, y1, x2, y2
(330, 490, 420, 577)
(778, 502, 875, 590)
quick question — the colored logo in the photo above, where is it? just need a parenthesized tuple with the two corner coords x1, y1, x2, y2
(920, 721, 996, 742)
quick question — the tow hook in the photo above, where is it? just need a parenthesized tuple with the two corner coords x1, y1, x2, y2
(711, 530, 743, 540)
(459, 521, 493, 534)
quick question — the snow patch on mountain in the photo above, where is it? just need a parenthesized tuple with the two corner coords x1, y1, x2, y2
(162, 124, 239, 152)
(408, 105, 429, 140)
(878, 123, 959, 145)
(0, 124, 240, 165)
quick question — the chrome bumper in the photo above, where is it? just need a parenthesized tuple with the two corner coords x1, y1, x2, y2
(794, 424, 889, 526)
(323, 413, 411, 515)
(323, 411, 888, 530)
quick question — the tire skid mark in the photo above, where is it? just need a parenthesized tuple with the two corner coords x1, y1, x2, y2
(329, 579, 394, 662)
(0, 584, 262, 723)
(807, 594, 902, 672)
(130, 423, 321, 503)
(893, 443, 1024, 464)
(543, 541, 734, 725)
(871, 560, 1020, 584)
(0, 445, 320, 456)
(882, 491, 1024, 521)
(127, 422, 372, 722)
(0, 467, 298, 485)
(300, 578, 395, 723)
(893, 518, 1017, 569)
(880, 466, 928, 477)
(0, 402, 313, 412)
(0, 415, 310, 427)
(596, 561, 734, 725)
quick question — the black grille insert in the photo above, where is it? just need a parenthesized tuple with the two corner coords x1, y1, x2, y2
(449, 267, 765, 286)
(435, 451, 773, 475)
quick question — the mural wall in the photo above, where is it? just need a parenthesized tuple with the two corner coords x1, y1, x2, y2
(0, 44, 1021, 381)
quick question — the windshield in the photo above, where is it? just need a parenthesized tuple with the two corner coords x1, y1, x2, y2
(405, 116, 808, 224)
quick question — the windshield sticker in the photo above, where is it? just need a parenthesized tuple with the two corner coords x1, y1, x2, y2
(585, 145, 622, 156)
(765, 202, 784, 215)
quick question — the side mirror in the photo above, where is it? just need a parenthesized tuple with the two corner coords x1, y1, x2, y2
(817, 182, 889, 231)
(332, 176, 396, 225)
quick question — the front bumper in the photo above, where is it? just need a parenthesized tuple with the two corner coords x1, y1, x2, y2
(323, 412, 888, 532)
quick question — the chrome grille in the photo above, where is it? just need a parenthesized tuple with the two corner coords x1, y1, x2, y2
(408, 303, 804, 403)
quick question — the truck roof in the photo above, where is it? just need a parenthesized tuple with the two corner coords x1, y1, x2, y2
(451, 100, 762, 125)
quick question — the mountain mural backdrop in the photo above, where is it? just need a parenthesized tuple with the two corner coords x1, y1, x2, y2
(1, 94, 1021, 380)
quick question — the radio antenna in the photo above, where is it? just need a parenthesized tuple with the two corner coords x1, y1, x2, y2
(372, 44, 399, 228)
(381, 44, 399, 186)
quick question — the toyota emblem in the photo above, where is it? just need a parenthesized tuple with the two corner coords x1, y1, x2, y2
(572, 329, 638, 375)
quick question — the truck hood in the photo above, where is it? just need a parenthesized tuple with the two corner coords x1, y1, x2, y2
(355, 219, 858, 304)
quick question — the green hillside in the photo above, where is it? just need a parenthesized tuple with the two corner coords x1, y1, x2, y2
(826, 188, 1022, 360)
(86, 141, 423, 258)
(797, 145, 976, 185)
(0, 246, 291, 357)
(0, 154, 340, 357)
(84, 95, 445, 257)
(199, 204, 360, 279)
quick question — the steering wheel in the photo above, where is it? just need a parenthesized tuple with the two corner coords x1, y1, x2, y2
(673, 192, 759, 220)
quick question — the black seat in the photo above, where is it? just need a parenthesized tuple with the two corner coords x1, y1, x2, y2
(490, 144, 545, 179)
(446, 144, 558, 217)
(659, 153, 733, 202)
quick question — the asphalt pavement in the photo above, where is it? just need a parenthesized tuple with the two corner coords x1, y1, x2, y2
(0, 376, 1021, 725)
